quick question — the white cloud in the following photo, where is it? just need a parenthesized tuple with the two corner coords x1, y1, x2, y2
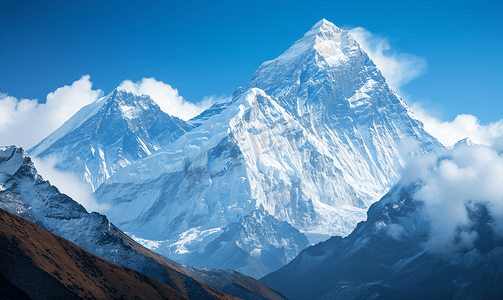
(119, 77, 214, 121)
(0, 75, 101, 149)
(403, 144, 503, 252)
(350, 27, 427, 92)
(411, 103, 503, 147)
(32, 156, 110, 213)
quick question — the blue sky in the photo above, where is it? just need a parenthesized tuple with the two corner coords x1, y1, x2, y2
(1, 0, 502, 147)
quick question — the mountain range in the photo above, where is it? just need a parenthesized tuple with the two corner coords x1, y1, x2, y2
(24, 19, 442, 278)
(2, 18, 502, 299)
(89, 19, 440, 277)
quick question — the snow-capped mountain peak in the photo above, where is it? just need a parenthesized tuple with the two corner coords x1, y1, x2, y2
(235, 19, 386, 121)
(190, 19, 361, 124)
(29, 88, 194, 191)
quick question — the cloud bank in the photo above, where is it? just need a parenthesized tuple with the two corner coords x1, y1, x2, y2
(350, 27, 427, 92)
(0, 75, 101, 149)
(403, 144, 503, 252)
(119, 78, 214, 121)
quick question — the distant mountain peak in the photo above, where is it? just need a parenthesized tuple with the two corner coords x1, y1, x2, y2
(29, 87, 193, 191)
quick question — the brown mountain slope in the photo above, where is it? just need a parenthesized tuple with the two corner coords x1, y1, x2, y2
(0, 208, 190, 300)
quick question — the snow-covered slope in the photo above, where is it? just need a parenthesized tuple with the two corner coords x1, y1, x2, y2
(95, 19, 441, 278)
(261, 144, 503, 300)
(29, 88, 193, 191)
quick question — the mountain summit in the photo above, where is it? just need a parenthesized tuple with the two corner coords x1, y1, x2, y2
(236, 19, 382, 110)
(233, 19, 438, 211)
(29, 88, 193, 191)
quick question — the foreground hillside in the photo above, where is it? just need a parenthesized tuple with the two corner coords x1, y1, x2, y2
(0, 208, 190, 300)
